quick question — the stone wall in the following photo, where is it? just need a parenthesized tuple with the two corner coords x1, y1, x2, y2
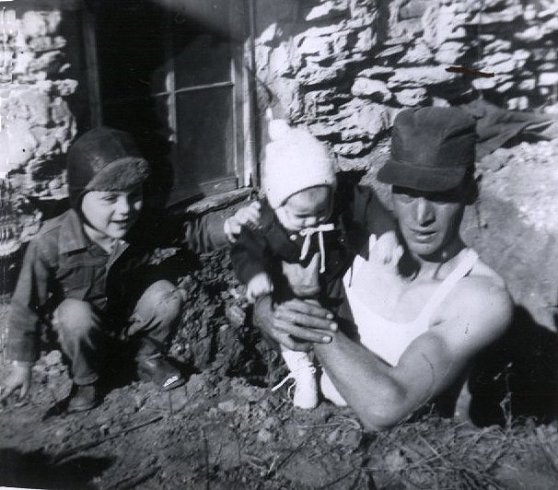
(1, 4, 80, 211)
(254, 0, 557, 164)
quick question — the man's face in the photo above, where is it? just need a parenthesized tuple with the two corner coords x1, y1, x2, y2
(392, 184, 466, 259)
(81, 185, 143, 240)
(282, 185, 333, 231)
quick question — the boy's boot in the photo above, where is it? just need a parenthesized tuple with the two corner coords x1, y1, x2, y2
(68, 382, 98, 412)
(137, 351, 185, 391)
(276, 348, 318, 409)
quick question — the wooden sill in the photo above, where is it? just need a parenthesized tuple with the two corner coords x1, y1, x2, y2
(183, 188, 254, 215)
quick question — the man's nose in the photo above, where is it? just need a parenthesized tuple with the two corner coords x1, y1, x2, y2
(415, 198, 434, 225)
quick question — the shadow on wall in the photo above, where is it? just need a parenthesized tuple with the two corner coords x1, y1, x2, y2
(468, 306, 558, 426)
(0, 448, 113, 489)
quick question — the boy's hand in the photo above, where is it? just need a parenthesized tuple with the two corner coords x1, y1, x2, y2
(224, 202, 262, 243)
(0, 362, 32, 403)
(246, 272, 274, 303)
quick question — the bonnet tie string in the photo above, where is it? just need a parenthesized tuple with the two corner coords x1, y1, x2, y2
(299, 223, 335, 273)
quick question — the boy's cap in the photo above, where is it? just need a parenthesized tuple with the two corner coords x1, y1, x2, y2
(67, 127, 150, 209)
(377, 107, 476, 192)
(264, 120, 336, 209)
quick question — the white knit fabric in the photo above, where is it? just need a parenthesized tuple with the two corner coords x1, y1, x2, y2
(264, 120, 336, 209)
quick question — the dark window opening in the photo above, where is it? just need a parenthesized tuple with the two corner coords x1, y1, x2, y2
(92, 0, 251, 208)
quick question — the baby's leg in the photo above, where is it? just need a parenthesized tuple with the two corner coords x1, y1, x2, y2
(278, 345, 318, 409)
(281, 253, 321, 297)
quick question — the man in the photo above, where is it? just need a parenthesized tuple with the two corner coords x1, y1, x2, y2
(253, 107, 513, 431)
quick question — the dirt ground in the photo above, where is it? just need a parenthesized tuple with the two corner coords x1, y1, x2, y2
(2, 138, 558, 488)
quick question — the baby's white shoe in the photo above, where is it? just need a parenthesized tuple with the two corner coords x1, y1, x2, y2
(272, 348, 318, 409)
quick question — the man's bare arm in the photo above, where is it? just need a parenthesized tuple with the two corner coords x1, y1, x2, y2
(314, 278, 513, 431)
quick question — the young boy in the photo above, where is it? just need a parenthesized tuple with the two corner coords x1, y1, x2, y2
(232, 119, 395, 409)
(0, 127, 258, 412)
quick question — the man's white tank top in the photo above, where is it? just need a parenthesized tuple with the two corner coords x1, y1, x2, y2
(320, 243, 479, 406)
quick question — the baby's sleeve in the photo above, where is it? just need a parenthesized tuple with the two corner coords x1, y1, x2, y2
(230, 227, 272, 286)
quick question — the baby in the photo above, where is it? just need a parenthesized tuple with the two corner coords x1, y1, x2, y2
(232, 118, 397, 409)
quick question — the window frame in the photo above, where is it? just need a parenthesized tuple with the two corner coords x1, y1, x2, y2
(82, 0, 257, 203)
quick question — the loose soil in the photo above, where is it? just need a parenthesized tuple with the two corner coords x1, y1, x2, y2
(2, 140, 558, 489)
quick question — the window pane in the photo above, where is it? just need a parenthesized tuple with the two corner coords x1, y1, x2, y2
(173, 87, 236, 198)
(172, 0, 232, 88)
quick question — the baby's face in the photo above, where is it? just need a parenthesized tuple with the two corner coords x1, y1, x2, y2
(282, 186, 332, 231)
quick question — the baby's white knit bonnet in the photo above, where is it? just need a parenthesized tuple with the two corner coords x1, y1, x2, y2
(264, 119, 337, 209)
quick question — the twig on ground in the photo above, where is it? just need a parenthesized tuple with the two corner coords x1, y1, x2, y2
(317, 467, 360, 489)
(52, 414, 164, 464)
(106, 466, 160, 490)
(269, 439, 307, 477)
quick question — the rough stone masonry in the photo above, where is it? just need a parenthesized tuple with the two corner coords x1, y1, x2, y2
(254, 0, 557, 161)
(1, 8, 77, 198)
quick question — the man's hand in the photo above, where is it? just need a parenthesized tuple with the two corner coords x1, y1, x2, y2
(0, 362, 32, 404)
(253, 296, 337, 351)
(224, 201, 262, 243)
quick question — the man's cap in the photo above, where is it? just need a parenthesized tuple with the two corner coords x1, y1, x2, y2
(67, 127, 150, 209)
(264, 119, 336, 209)
(377, 107, 476, 192)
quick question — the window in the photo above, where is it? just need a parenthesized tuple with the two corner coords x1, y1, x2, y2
(92, 0, 254, 207)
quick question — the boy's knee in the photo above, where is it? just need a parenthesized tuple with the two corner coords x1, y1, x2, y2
(143, 280, 185, 306)
(133, 280, 185, 324)
(54, 299, 95, 337)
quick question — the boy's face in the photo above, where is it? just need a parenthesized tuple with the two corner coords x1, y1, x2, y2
(81, 185, 143, 240)
(282, 186, 332, 231)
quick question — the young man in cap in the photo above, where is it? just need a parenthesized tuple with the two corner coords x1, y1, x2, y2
(0, 127, 259, 412)
(253, 107, 513, 430)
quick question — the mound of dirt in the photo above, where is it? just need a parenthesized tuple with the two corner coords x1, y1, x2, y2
(462, 139, 558, 331)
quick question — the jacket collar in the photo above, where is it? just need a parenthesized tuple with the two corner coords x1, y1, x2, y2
(58, 209, 90, 254)
(59, 209, 132, 259)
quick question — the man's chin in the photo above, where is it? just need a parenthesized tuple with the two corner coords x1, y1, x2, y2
(407, 240, 442, 259)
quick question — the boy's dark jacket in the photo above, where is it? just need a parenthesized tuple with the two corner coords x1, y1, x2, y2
(231, 181, 394, 308)
(7, 207, 229, 363)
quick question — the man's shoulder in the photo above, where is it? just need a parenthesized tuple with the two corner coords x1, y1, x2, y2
(469, 256, 507, 289)
(439, 261, 513, 339)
